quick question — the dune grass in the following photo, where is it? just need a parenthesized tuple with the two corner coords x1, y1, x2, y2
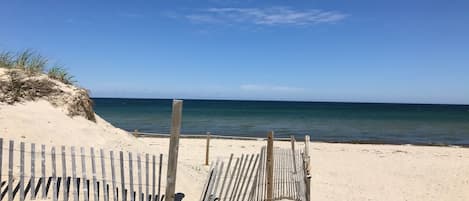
(0, 49, 74, 84)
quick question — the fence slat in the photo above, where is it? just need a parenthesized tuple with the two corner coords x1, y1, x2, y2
(110, 151, 117, 201)
(145, 154, 149, 201)
(151, 155, 155, 201)
(137, 154, 142, 201)
(100, 149, 109, 201)
(119, 152, 125, 201)
(71, 147, 79, 201)
(30, 143, 36, 200)
(81, 148, 89, 201)
(128, 152, 134, 201)
(62, 146, 69, 201)
(51, 147, 58, 201)
(91, 148, 98, 201)
(8, 140, 14, 201)
(19, 142, 25, 201)
(41, 145, 46, 199)
(157, 154, 162, 201)
(266, 132, 274, 201)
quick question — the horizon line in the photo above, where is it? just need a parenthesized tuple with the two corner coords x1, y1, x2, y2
(91, 96, 469, 106)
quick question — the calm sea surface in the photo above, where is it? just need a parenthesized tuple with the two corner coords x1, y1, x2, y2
(93, 98, 469, 146)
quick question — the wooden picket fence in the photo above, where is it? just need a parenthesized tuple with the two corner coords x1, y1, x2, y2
(200, 134, 311, 201)
(0, 138, 166, 201)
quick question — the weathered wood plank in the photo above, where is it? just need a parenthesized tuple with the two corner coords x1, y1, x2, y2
(62, 146, 69, 201)
(41, 145, 46, 199)
(145, 154, 149, 201)
(30, 143, 36, 200)
(151, 155, 155, 201)
(266, 131, 274, 201)
(100, 149, 109, 201)
(110, 151, 117, 201)
(3, 141, 14, 199)
(81, 147, 89, 201)
(157, 154, 162, 201)
(90, 148, 98, 201)
(128, 152, 134, 201)
(19, 142, 25, 201)
(119, 152, 125, 201)
(71, 147, 79, 201)
(165, 100, 183, 201)
(51, 147, 58, 201)
(137, 154, 142, 201)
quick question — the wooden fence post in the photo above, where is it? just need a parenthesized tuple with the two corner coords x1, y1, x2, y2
(266, 131, 274, 201)
(164, 100, 183, 201)
(205, 132, 211, 166)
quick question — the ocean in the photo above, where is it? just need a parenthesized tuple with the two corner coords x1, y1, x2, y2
(93, 98, 469, 146)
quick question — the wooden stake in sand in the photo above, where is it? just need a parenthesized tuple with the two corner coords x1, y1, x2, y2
(205, 132, 211, 166)
(165, 100, 183, 201)
(266, 131, 274, 201)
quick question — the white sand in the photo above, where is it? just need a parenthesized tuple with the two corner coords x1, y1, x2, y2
(1, 101, 469, 201)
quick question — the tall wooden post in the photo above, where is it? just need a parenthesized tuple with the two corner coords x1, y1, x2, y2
(304, 135, 311, 201)
(205, 132, 211, 166)
(165, 100, 183, 201)
(266, 131, 274, 201)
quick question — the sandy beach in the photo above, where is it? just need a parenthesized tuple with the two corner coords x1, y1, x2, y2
(1, 100, 469, 201)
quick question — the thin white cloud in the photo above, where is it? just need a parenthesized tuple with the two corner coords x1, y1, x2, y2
(240, 84, 305, 92)
(186, 7, 347, 25)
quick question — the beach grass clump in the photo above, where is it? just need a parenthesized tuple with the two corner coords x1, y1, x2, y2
(0, 51, 14, 68)
(47, 65, 75, 85)
(0, 49, 74, 84)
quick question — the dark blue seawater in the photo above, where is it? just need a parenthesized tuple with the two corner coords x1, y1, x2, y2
(93, 98, 469, 146)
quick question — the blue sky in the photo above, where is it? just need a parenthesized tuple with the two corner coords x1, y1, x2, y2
(1, 0, 468, 104)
